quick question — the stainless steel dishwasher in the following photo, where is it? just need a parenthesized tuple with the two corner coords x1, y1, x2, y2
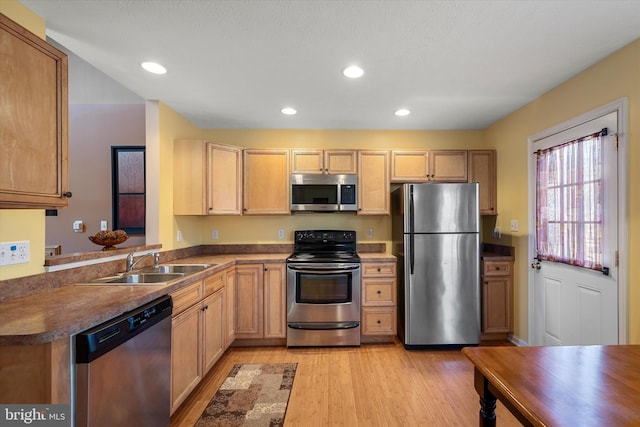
(75, 295, 172, 427)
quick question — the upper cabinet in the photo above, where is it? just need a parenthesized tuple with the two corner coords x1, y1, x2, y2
(0, 15, 70, 209)
(291, 149, 357, 174)
(174, 140, 242, 215)
(428, 150, 468, 182)
(358, 150, 390, 215)
(468, 150, 497, 215)
(243, 149, 290, 215)
(390, 150, 468, 182)
(390, 150, 430, 182)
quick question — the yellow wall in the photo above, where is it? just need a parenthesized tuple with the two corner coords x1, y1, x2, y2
(0, 0, 47, 280)
(484, 39, 640, 344)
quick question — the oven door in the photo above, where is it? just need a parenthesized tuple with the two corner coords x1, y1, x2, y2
(286, 262, 361, 324)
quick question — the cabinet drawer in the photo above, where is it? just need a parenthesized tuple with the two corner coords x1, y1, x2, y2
(482, 261, 511, 277)
(362, 278, 396, 306)
(362, 307, 396, 335)
(204, 271, 225, 296)
(362, 262, 396, 277)
(170, 281, 204, 315)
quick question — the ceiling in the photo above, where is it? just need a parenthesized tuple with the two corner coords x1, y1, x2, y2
(19, 0, 640, 130)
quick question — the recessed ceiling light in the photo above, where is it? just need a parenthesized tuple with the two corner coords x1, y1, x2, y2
(141, 61, 167, 75)
(395, 109, 411, 117)
(342, 65, 364, 79)
(281, 107, 297, 115)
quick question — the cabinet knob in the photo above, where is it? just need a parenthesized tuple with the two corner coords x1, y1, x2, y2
(63, 191, 72, 198)
(377, 320, 381, 324)
(377, 290, 382, 294)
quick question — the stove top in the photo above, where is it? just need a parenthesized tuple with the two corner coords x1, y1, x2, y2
(287, 230, 360, 263)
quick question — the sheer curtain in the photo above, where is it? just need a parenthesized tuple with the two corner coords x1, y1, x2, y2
(535, 131, 604, 271)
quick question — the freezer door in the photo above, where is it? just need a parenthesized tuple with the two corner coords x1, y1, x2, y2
(404, 233, 480, 346)
(405, 183, 479, 233)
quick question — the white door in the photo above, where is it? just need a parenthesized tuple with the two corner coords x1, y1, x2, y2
(529, 112, 619, 346)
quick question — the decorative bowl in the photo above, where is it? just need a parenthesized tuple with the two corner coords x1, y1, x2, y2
(89, 230, 129, 251)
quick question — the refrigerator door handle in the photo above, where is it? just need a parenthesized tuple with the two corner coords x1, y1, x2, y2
(409, 185, 415, 274)
(409, 234, 415, 274)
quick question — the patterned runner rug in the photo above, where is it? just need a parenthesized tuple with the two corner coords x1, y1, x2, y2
(195, 363, 297, 427)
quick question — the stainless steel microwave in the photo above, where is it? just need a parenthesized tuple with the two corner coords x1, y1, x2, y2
(290, 174, 357, 212)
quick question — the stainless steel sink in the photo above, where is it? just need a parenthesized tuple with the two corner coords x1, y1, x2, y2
(91, 272, 185, 284)
(87, 263, 216, 285)
(137, 263, 216, 275)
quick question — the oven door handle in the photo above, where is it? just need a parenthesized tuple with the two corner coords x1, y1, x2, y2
(287, 265, 360, 273)
(287, 322, 360, 330)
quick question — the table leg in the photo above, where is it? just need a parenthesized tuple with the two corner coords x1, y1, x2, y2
(473, 368, 497, 427)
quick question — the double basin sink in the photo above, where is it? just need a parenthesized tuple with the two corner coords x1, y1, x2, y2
(90, 264, 216, 285)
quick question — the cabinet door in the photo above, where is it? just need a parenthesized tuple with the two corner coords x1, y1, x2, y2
(173, 140, 207, 215)
(291, 149, 323, 173)
(224, 267, 236, 348)
(391, 150, 429, 182)
(482, 276, 512, 334)
(358, 151, 390, 215)
(207, 143, 242, 215)
(263, 263, 286, 338)
(468, 150, 497, 215)
(0, 15, 69, 208)
(243, 149, 290, 214)
(201, 290, 225, 373)
(234, 264, 263, 338)
(170, 304, 201, 414)
(429, 150, 468, 182)
(324, 150, 357, 174)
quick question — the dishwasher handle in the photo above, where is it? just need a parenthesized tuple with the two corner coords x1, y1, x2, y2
(76, 295, 172, 363)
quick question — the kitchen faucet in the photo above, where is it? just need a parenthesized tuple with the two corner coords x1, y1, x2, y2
(126, 251, 160, 272)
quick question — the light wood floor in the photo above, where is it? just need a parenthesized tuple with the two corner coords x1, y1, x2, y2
(170, 339, 522, 427)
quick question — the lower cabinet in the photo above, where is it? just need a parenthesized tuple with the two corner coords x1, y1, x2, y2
(481, 258, 513, 339)
(361, 261, 397, 342)
(224, 266, 236, 348)
(169, 271, 226, 414)
(235, 262, 286, 340)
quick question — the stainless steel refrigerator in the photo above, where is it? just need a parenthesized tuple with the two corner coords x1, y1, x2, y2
(391, 183, 480, 348)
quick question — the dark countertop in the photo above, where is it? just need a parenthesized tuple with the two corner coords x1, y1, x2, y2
(0, 252, 393, 345)
(480, 243, 515, 261)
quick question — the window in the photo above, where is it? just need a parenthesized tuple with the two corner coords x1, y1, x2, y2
(535, 131, 604, 271)
(112, 146, 145, 235)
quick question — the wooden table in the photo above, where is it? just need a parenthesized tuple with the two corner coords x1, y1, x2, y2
(462, 345, 640, 426)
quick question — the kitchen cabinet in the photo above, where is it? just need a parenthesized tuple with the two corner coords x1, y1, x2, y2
(234, 262, 286, 340)
(390, 149, 468, 182)
(224, 266, 236, 348)
(468, 150, 497, 215)
(243, 149, 290, 214)
(361, 261, 397, 341)
(481, 258, 513, 340)
(291, 149, 357, 174)
(169, 270, 226, 414)
(174, 140, 242, 215)
(0, 15, 70, 208)
(358, 150, 390, 215)
(390, 150, 430, 182)
(429, 150, 468, 182)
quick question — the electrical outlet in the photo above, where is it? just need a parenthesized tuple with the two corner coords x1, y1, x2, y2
(212, 230, 219, 240)
(278, 229, 284, 239)
(367, 228, 373, 238)
(510, 220, 519, 232)
(0, 241, 30, 266)
(100, 220, 108, 231)
(493, 227, 501, 239)
(177, 230, 182, 242)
